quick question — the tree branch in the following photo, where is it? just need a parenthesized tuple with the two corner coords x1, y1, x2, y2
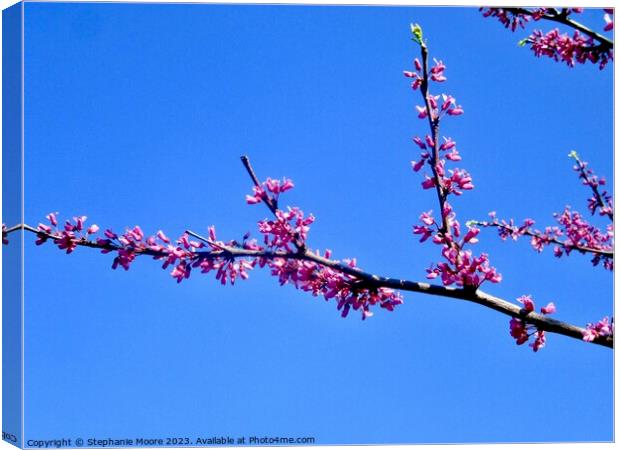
(419, 43, 448, 234)
(473, 221, 614, 258)
(4, 223, 612, 349)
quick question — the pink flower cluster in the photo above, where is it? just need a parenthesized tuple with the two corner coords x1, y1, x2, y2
(480, 7, 613, 69)
(571, 152, 613, 219)
(479, 210, 613, 271)
(257, 207, 314, 250)
(36, 213, 99, 253)
(479, 7, 555, 31)
(414, 93, 463, 120)
(404, 57, 447, 88)
(29, 175, 404, 320)
(509, 295, 556, 352)
(191, 227, 258, 285)
(261, 252, 403, 319)
(414, 205, 501, 288)
(247, 179, 404, 318)
(476, 153, 614, 271)
(34, 213, 207, 281)
(246, 177, 294, 205)
(554, 208, 613, 269)
(404, 58, 463, 118)
(583, 316, 614, 342)
(405, 55, 501, 289)
(528, 28, 613, 70)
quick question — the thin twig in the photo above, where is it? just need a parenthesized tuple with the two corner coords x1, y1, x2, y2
(572, 154, 614, 222)
(240, 155, 306, 251)
(240, 155, 279, 214)
(474, 221, 614, 258)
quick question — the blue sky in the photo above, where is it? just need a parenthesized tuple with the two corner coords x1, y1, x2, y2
(14, 3, 615, 444)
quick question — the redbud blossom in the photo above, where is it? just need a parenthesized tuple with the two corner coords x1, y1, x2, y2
(477, 158, 613, 272)
(583, 317, 613, 342)
(413, 136, 427, 149)
(508, 295, 556, 351)
(517, 295, 535, 312)
(46, 212, 58, 227)
(430, 58, 447, 82)
(480, 8, 613, 69)
(603, 13, 613, 32)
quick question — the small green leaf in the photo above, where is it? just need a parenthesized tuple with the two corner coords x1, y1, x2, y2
(410, 23, 424, 45)
(517, 37, 529, 47)
(568, 150, 579, 159)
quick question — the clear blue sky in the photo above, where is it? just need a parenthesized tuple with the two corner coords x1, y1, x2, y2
(17, 3, 613, 444)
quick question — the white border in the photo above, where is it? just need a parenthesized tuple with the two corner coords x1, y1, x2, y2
(0, 2, 616, 450)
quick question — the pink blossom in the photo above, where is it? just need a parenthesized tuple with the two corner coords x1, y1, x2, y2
(46, 212, 58, 227)
(128, 226, 144, 241)
(413, 136, 427, 149)
(156, 230, 170, 243)
(37, 223, 52, 233)
(439, 137, 456, 151)
(604, 13, 613, 31)
(112, 248, 137, 271)
(57, 232, 78, 254)
(440, 94, 454, 110)
(265, 177, 294, 194)
(540, 302, 556, 315)
(246, 186, 265, 204)
(421, 176, 436, 190)
(508, 296, 554, 351)
(583, 316, 614, 342)
(509, 318, 529, 345)
(412, 159, 425, 172)
(420, 210, 435, 226)
(530, 330, 546, 352)
(463, 227, 479, 244)
(64, 216, 86, 232)
(104, 229, 118, 239)
(445, 168, 474, 195)
(430, 58, 447, 82)
(246, 194, 262, 204)
(517, 295, 535, 312)
(171, 262, 191, 283)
